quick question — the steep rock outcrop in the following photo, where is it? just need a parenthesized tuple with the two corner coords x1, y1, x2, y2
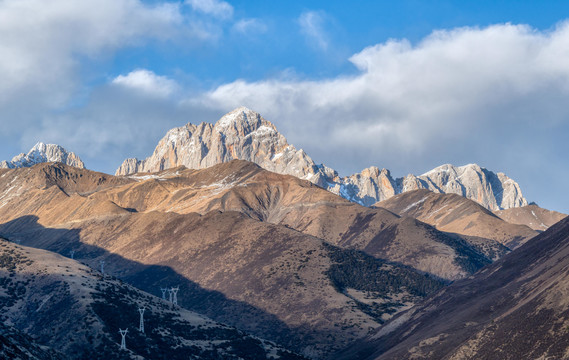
(116, 107, 337, 188)
(415, 163, 527, 210)
(115, 107, 527, 210)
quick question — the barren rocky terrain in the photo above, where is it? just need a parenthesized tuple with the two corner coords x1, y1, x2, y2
(494, 203, 567, 231)
(338, 216, 569, 360)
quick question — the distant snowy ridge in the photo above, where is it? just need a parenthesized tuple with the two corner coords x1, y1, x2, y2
(339, 163, 527, 210)
(0, 142, 85, 169)
(115, 107, 527, 210)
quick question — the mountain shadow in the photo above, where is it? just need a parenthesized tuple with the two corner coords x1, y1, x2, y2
(0, 215, 320, 357)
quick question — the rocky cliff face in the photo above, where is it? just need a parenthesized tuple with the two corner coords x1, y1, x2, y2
(0, 142, 84, 169)
(115, 107, 527, 210)
(116, 107, 337, 187)
(414, 164, 527, 210)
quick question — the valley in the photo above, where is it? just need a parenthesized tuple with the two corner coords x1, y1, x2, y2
(0, 108, 565, 359)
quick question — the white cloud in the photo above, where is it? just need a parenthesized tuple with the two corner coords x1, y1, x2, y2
(233, 18, 267, 34)
(298, 11, 329, 51)
(5, 12, 569, 212)
(113, 69, 179, 98)
(185, 0, 233, 19)
(0, 0, 187, 135)
(189, 22, 569, 211)
(195, 22, 569, 152)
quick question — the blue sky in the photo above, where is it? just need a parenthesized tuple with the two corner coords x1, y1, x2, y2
(111, 1, 569, 86)
(0, 0, 568, 213)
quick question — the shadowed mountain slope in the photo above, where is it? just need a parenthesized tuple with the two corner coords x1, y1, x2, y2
(0, 161, 491, 282)
(337, 216, 569, 360)
(0, 238, 305, 360)
(0, 211, 447, 359)
(0, 322, 63, 360)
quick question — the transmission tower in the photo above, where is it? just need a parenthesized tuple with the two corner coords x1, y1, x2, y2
(168, 288, 173, 303)
(138, 307, 145, 333)
(171, 287, 179, 305)
(160, 287, 167, 300)
(99, 260, 105, 274)
(69, 250, 75, 259)
(119, 328, 128, 350)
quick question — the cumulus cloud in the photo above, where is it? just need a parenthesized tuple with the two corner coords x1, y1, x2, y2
(185, 0, 233, 19)
(4, 8, 569, 211)
(196, 22, 569, 154)
(0, 0, 186, 135)
(20, 82, 213, 172)
(190, 22, 569, 210)
(298, 11, 330, 50)
(112, 69, 180, 98)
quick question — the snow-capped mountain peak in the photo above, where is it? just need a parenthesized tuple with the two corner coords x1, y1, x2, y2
(115, 107, 527, 210)
(0, 142, 85, 169)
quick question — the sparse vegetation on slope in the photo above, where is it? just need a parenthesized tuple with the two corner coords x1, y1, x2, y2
(324, 243, 446, 323)
(340, 217, 569, 360)
(0, 239, 306, 360)
(0, 322, 63, 360)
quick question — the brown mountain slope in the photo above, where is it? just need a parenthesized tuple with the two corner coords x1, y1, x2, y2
(0, 212, 444, 359)
(495, 203, 567, 231)
(0, 239, 305, 360)
(0, 161, 490, 281)
(376, 189, 537, 250)
(129, 163, 493, 280)
(0, 162, 454, 358)
(338, 216, 569, 360)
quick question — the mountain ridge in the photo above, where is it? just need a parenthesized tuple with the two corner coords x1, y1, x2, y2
(0, 161, 496, 358)
(494, 204, 567, 231)
(375, 189, 538, 250)
(115, 107, 527, 211)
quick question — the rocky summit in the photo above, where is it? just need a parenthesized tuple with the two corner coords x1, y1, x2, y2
(115, 107, 527, 210)
(0, 142, 84, 170)
(115, 106, 337, 187)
